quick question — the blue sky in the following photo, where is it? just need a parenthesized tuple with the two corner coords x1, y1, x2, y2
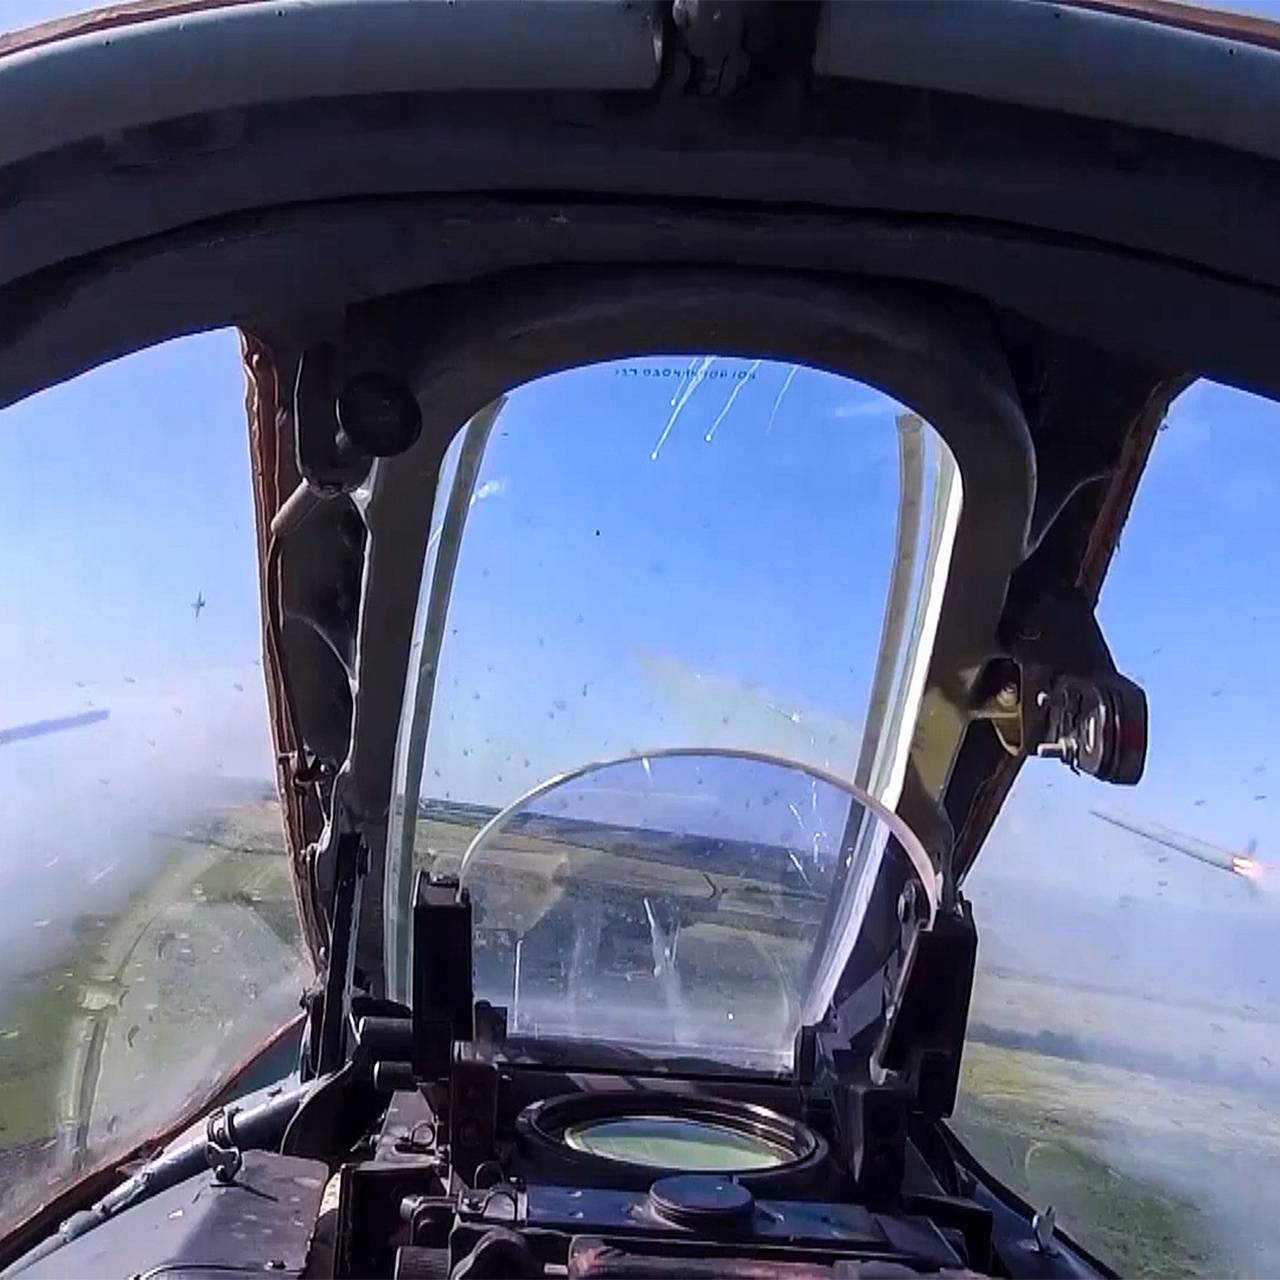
(3, 7, 1279, 1262)
(1, 331, 261, 694)
(978, 378, 1280, 904)
(3, 330, 1279, 972)
(0, 329, 268, 966)
(418, 358, 919, 805)
(4, 7, 1280, 1260)
(1, 0, 1278, 995)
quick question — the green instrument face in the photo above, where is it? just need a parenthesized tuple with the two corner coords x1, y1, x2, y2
(562, 1115, 792, 1170)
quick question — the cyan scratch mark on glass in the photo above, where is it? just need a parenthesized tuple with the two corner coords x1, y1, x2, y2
(766, 364, 800, 434)
(704, 359, 764, 443)
(668, 356, 704, 408)
(650, 356, 717, 460)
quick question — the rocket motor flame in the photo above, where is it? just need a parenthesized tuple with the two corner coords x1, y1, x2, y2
(1093, 809, 1273, 892)
(1231, 854, 1264, 881)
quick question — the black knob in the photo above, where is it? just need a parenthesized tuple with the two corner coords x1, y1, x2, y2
(336, 372, 423, 458)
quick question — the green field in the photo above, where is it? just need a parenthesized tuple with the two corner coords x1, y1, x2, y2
(0, 802, 309, 1225)
(956, 1044, 1217, 1276)
(7, 800, 1276, 1277)
(955, 1035, 1280, 1277)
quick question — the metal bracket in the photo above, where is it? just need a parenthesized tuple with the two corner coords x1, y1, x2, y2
(671, 0, 750, 95)
(293, 342, 423, 498)
(205, 1107, 243, 1185)
(871, 894, 977, 1118)
(1032, 1204, 1058, 1255)
(412, 872, 475, 1082)
(986, 587, 1148, 785)
(316, 831, 368, 1075)
(1032, 673, 1147, 783)
(837, 1078, 911, 1208)
(293, 342, 370, 496)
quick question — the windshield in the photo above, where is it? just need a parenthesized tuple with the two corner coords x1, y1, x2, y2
(0, 331, 310, 1227)
(454, 750, 934, 1073)
(385, 355, 961, 1062)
